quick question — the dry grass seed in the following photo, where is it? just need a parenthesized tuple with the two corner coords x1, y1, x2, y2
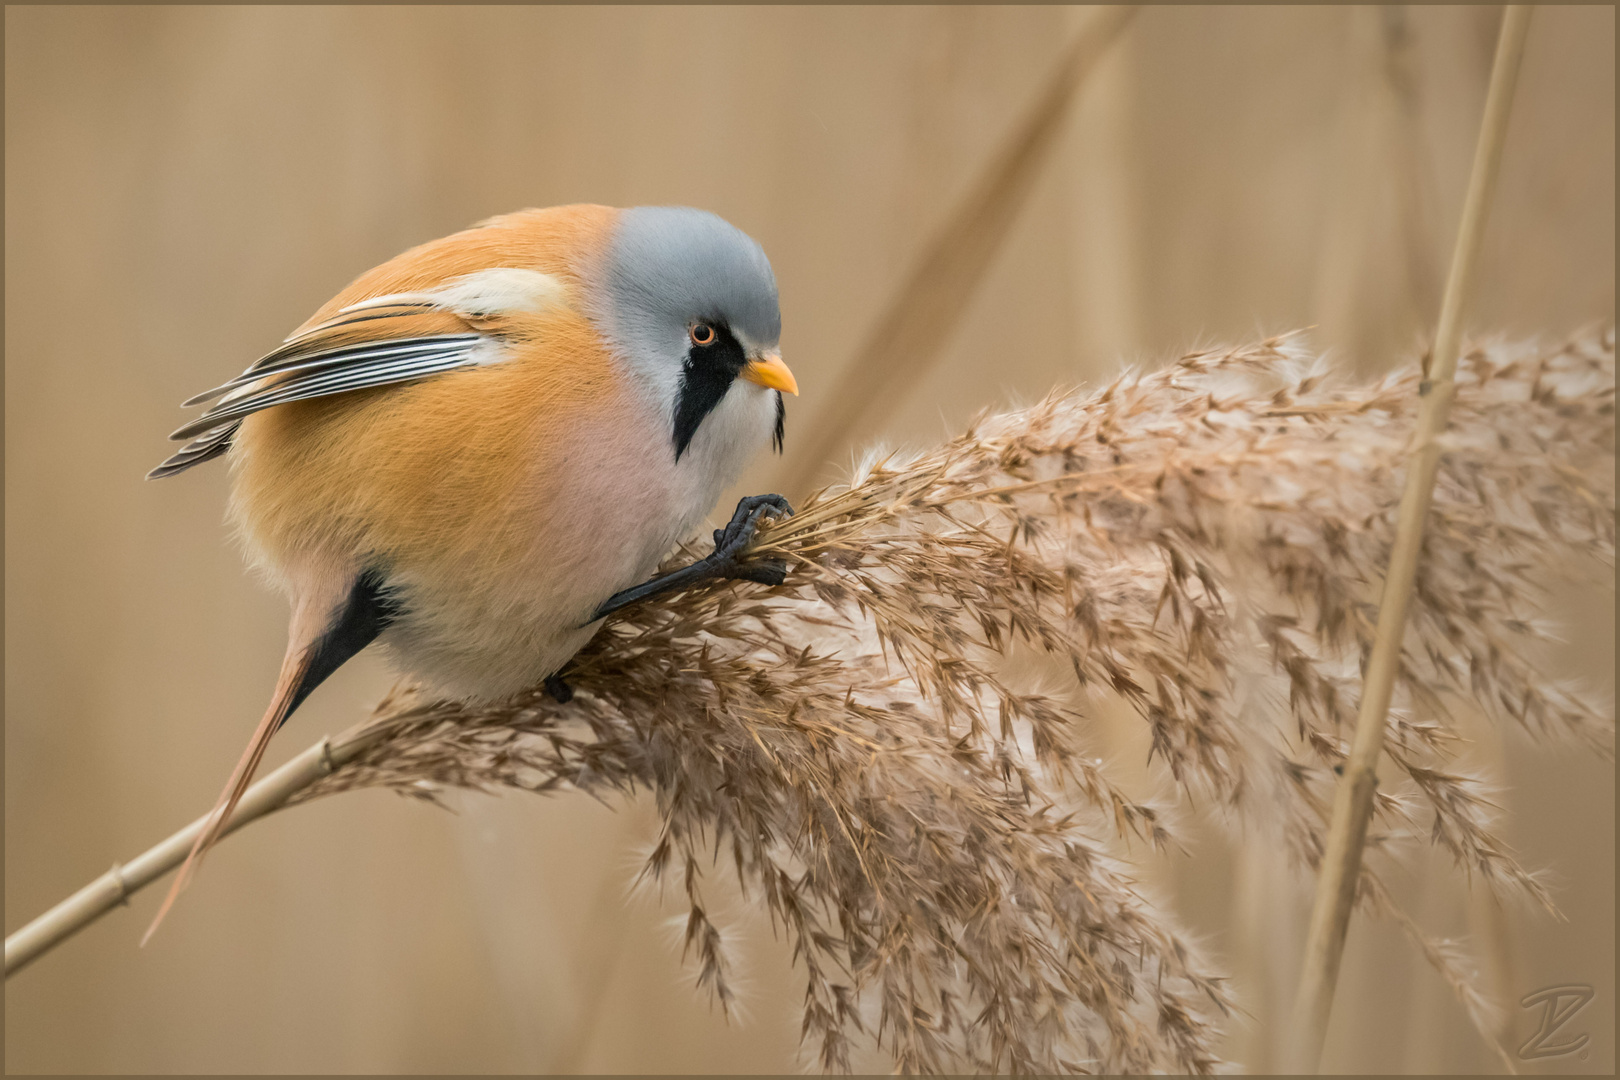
(294, 329, 1615, 1073)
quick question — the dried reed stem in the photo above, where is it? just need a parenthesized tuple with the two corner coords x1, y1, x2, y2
(1286, 7, 1534, 1072)
(786, 4, 1137, 498)
(3, 721, 387, 976)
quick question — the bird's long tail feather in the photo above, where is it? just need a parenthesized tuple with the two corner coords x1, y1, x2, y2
(141, 643, 313, 945)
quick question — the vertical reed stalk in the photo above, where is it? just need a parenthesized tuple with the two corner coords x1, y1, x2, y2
(1285, 7, 1533, 1072)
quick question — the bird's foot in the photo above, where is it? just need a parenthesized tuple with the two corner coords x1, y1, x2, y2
(707, 493, 792, 586)
(588, 494, 793, 622)
(544, 674, 574, 704)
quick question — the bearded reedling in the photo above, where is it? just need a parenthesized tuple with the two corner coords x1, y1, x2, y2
(145, 204, 799, 938)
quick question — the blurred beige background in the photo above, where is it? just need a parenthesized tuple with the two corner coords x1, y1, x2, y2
(5, 5, 1612, 1073)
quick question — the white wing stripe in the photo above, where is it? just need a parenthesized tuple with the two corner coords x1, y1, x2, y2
(182, 336, 481, 406)
(183, 349, 474, 422)
(337, 268, 568, 319)
(169, 343, 479, 440)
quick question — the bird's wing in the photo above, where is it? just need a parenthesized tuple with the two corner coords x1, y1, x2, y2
(150, 268, 568, 479)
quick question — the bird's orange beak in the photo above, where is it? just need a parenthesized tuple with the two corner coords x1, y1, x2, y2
(741, 352, 798, 396)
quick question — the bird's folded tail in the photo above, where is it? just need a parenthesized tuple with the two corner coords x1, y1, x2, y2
(140, 567, 396, 945)
(141, 641, 313, 946)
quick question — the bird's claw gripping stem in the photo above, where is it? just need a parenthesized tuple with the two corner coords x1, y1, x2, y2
(710, 492, 792, 585)
(588, 494, 793, 623)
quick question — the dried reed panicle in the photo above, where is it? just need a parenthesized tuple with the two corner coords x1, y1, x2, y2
(294, 329, 1614, 1074)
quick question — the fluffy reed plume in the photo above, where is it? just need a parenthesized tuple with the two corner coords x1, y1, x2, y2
(293, 329, 1615, 1074)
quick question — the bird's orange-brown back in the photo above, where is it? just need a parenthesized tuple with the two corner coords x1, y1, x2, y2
(229, 203, 637, 587)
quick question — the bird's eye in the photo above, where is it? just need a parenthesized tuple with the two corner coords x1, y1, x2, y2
(689, 323, 717, 347)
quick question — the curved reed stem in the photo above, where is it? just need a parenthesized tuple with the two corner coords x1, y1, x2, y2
(3, 720, 389, 977)
(7, 318, 1608, 1073)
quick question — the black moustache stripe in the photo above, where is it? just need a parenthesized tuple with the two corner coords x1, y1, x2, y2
(672, 324, 749, 460)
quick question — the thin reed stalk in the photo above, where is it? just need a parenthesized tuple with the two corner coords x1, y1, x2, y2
(1286, 6, 1535, 1072)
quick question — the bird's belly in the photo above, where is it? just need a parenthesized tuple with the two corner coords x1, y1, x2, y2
(374, 383, 776, 702)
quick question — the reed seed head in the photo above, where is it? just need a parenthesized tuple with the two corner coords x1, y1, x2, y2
(296, 329, 1614, 1073)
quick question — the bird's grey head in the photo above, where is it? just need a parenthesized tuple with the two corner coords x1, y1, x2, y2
(591, 206, 790, 459)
